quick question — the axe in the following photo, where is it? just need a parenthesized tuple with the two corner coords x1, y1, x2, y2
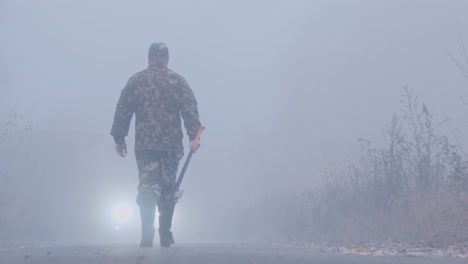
(173, 125, 204, 200)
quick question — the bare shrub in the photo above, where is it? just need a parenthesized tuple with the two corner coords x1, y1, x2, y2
(447, 32, 468, 79)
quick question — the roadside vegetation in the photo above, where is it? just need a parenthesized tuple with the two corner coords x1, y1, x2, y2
(270, 87, 468, 245)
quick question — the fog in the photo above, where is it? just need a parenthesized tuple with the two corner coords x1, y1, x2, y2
(1, 0, 468, 245)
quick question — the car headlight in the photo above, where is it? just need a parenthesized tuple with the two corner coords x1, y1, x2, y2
(111, 203, 133, 225)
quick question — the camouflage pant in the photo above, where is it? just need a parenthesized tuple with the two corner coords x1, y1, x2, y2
(135, 150, 182, 208)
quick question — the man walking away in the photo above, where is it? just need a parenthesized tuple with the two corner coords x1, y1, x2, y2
(111, 42, 202, 247)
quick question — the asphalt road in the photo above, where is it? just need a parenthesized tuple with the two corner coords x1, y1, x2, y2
(0, 244, 466, 264)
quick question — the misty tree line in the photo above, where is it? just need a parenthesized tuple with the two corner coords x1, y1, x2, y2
(274, 86, 467, 243)
(352, 87, 467, 199)
(236, 82, 468, 244)
(0, 111, 34, 233)
(255, 45, 468, 242)
(323, 86, 467, 240)
(333, 87, 466, 198)
(287, 41, 468, 243)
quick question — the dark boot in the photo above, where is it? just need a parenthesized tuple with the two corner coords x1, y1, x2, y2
(139, 205, 156, 247)
(158, 204, 175, 247)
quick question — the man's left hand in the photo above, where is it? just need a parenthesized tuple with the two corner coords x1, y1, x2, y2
(116, 143, 127, 157)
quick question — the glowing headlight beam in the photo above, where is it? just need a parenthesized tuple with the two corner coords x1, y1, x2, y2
(111, 203, 133, 224)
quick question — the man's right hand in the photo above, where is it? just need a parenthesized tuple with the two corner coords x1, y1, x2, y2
(116, 143, 127, 157)
(189, 140, 201, 153)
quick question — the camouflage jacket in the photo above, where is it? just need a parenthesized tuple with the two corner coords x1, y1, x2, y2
(111, 65, 201, 153)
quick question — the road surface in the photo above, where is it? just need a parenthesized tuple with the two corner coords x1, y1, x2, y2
(0, 244, 466, 264)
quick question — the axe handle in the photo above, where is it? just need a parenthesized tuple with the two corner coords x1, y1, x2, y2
(175, 150, 193, 192)
(194, 126, 204, 142)
(174, 126, 204, 192)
